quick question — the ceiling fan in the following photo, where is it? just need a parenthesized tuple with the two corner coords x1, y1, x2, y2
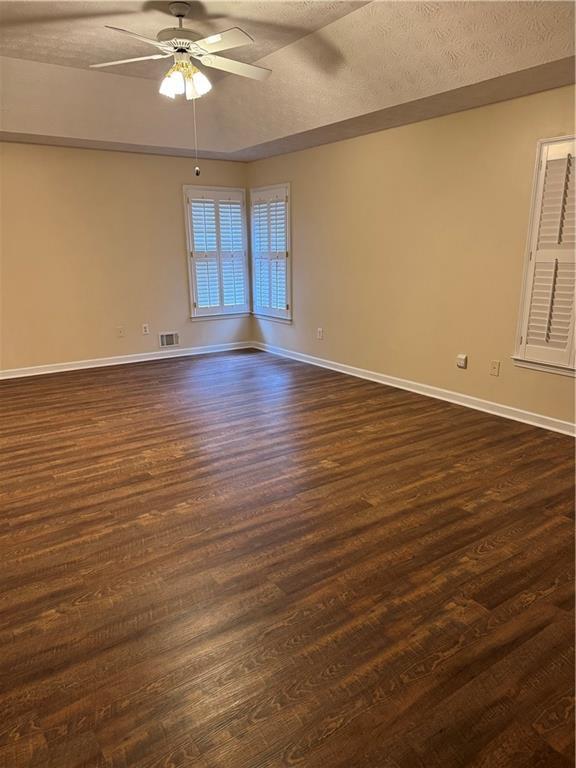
(90, 1, 271, 100)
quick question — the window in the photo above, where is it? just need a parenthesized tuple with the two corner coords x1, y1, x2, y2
(514, 137, 575, 374)
(251, 184, 291, 320)
(184, 186, 249, 317)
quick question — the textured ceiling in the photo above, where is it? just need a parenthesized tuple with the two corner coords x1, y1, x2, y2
(0, 1, 574, 159)
(0, 1, 366, 78)
(206, 0, 575, 152)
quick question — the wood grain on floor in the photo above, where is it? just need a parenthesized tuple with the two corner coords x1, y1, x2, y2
(0, 350, 574, 768)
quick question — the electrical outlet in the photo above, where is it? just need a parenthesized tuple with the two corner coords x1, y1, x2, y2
(316, 327, 324, 340)
(116, 326, 126, 339)
(490, 360, 501, 377)
(456, 353, 468, 369)
(142, 323, 150, 336)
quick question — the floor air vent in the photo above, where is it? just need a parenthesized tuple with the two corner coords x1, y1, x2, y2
(159, 332, 180, 348)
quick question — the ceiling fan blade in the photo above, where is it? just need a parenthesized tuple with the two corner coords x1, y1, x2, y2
(90, 54, 172, 69)
(104, 25, 166, 50)
(193, 27, 253, 54)
(196, 54, 271, 81)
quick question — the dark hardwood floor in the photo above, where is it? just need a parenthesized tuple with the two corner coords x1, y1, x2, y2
(0, 349, 574, 768)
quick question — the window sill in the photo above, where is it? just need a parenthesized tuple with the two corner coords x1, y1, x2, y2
(252, 313, 293, 325)
(190, 312, 293, 324)
(512, 357, 575, 378)
(190, 313, 251, 321)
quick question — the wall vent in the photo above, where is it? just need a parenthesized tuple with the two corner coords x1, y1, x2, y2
(159, 332, 180, 348)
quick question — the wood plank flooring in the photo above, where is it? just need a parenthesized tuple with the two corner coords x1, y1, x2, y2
(0, 349, 574, 768)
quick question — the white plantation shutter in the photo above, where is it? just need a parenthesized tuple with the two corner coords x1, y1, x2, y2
(184, 187, 249, 317)
(190, 199, 219, 311)
(219, 200, 247, 308)
(253, 201, 271, 310)
(516, 138, 576, 371)
(251, 184, 291, 319)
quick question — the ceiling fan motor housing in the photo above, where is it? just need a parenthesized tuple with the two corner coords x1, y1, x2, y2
(157, 27, 196, 43)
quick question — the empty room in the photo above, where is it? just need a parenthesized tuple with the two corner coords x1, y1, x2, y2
(0, 1, 575, 766)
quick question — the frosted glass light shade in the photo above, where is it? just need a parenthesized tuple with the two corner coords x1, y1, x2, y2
(159, 58, 212, 101)
(159, 75, 176, 98)
(185, 71, 212, 100)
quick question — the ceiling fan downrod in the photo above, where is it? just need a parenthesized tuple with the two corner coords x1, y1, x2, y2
(169, 2, 191, 28)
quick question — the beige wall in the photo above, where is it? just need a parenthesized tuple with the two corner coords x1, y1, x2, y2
(248, 85, 575, 424)
(1, 86, 574, 424)
(0, 144, 249, 369)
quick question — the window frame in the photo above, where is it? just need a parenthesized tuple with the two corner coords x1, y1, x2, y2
(183, 185, 250, 319)
(250, 183, 292, 322)
(513, 136, 576, 377)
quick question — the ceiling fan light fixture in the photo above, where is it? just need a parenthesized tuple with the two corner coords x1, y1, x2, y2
(190, 70, 212, 98)
(159, 76, 176, 98)
(159, 53, 212, 100)
(159, 70, 185, 98)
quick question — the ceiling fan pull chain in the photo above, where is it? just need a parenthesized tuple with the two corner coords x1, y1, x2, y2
(193, 97, 200, 177)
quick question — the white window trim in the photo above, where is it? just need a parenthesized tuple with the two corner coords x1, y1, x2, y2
(252, 313, 293, 324)
(513, 136, 575, 376)
(512, 358, 575, 377)
(183, 185, 250, 319)
(250, 183, 292, 321)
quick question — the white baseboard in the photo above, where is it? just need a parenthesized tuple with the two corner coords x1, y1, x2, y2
(0, 342, 253, 380)
(252, 342, 576, 437)
(3, 340, 574, 437)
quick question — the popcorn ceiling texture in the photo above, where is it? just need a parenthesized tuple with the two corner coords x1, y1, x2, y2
(0, 1, 573, 158)
(0, 1, 366, 78)
(204, 1, 574, 151)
